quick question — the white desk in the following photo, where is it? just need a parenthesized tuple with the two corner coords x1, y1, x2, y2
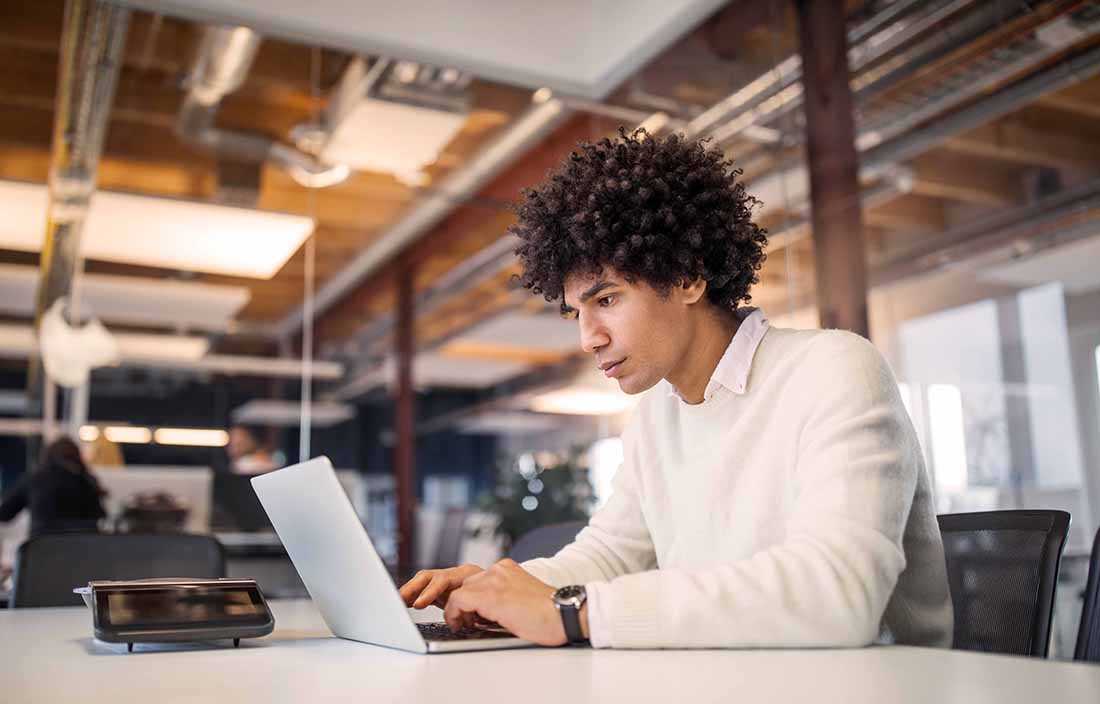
(2, 599, 1099, 703)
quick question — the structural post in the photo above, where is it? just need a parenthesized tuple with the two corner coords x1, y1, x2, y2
(795, 0, 869, 336)
(394, 260, 417, 575)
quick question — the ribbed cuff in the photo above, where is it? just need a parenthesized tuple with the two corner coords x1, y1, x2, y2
(584, 582, 611, 648)
(589, 573, 659, 648)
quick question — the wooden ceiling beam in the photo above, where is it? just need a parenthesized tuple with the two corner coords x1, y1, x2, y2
(438, 340, 569, 366)
(1035, 78, 1100, 121)
(942, 117, 1100, 172)
(864, 194, 945, 233)
(909, 152, 1023, 207)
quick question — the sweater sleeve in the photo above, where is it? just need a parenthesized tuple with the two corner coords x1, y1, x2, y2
(586, 332, 919, 649)
(521, 420, 657, 589)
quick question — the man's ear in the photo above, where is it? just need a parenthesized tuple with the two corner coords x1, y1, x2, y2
(679, 277, 707, 305)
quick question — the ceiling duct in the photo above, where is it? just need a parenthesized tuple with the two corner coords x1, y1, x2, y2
(277, 95, 572, 338)
(684, 0, 980, 141)
(744, 13, 1100, 220)
(35, 0, 130, 330)
(177, 25, 349, 189)
(307, 56, 473, 186)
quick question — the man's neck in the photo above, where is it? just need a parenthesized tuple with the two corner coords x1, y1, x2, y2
(666, 308, 741, 405)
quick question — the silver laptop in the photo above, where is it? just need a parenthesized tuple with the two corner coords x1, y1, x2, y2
(251, 456, 536, 653)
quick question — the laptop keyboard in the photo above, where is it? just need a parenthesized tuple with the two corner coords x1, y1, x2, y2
(417, 622, 517, 641)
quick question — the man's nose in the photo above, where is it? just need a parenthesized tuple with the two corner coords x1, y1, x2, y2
(579, 315, 610, 354)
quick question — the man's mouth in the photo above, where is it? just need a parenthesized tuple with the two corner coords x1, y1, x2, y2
(601, 359, 625, 378)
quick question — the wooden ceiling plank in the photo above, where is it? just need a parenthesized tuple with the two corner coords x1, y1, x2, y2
(864, 194, 945, 233)
(910, 152, 1023, 207)
(943, 118, 1100, 172)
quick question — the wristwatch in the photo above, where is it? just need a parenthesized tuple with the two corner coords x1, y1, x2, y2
(552, 585, 588, 644)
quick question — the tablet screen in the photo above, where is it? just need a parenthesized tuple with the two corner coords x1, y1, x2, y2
(98, 585, 267, 629)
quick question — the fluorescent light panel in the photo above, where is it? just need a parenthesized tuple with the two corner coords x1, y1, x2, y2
(232, 399, 355, 427)
(83, 425, 230, 446)
(0, 264, 250, 332)
(103, 426, 153, 444)
(154, 428, 230, 447)
(0, 180, 314, 279)
(0, 323, 208, 363)
(530, 388, 636, 416)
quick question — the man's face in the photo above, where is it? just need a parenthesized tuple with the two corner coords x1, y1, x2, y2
(561, 267, 692, 395)
(227, 427, 256, 460)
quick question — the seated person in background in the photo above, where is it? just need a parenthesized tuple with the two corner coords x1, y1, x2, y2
(400, 128, 953, 649)
(0, 436, 106, 535)
(227, 424, 278, 475)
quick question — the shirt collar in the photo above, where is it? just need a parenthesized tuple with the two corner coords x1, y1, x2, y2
(668, 307, 770, 402)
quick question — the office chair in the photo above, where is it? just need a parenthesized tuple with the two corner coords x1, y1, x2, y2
(1075, 527, 1100, 663)
(509, 520, 587, 563)
(211, 473, 273, 532)
(432, 507, 468, 568)
(11, 532, 225, 608)
(938, 510, 1070, 657)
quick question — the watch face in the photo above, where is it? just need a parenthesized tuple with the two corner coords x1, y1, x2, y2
(554, 585, 586, 607)
(556, 586, 584, 600)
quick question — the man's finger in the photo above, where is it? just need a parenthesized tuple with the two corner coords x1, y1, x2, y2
(443, 590, 469, 631)
(398, 570, 433, 605)
(413, 574, 448, 609)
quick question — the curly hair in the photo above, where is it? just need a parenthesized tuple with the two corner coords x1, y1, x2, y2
(511, 127, 768, 313)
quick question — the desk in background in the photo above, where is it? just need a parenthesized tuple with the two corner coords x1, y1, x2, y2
(2, 599, 1099, 703)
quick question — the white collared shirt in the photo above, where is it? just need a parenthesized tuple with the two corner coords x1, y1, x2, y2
(667, 306, 770, 403)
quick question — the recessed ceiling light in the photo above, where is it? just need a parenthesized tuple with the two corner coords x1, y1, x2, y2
(530, 388, 637, 416)
(153, 428, 230, 447)
(103, 426, 153, 444)
(0, 264, 250, 333)
(0, 180, 313, 279)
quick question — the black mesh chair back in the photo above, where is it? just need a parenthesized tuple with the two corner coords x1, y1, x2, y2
(11, 532, 226, 608)
(938, 510, 1070, 657)
(509, 520, 587, 563)
(432, 507, 467, 568)
(1075, 527, 1100, 663)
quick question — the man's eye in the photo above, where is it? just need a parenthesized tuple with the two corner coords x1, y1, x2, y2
(598, 295, 615, 307)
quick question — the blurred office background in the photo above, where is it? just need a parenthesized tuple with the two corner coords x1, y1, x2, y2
(0, 0, 1098, 659)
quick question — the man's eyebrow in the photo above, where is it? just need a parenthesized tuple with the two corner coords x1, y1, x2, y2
(561, 280, 617, 317)
(579, 280, 616, 303)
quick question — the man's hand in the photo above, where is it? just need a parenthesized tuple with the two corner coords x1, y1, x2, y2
(443, 558, 574, 646)
(399, 564, 484, 610)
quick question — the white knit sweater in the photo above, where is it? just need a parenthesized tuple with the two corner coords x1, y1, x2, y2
(523, 322, 953, 649)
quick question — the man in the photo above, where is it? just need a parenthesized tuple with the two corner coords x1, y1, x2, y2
(400, 128, 953, 649)
(226, 424, 277, 475)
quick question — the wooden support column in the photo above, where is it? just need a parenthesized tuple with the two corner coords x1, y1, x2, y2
(796, 0, 869, 336)
(394, 259, 417, 575)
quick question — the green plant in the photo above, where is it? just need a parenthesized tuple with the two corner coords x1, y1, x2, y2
(478, 447, 595, 550)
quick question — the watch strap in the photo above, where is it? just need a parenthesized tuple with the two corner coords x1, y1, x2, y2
(560, 601, 585, 643)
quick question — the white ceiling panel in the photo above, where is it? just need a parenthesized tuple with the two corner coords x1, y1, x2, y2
(114, 0, 725, 99)
(0, 181, 313, 279)
(0, 264, 250, 332)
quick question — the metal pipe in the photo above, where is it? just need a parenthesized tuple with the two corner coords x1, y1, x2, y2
(277, 96, 572, 337)
(872, 177, 1100, 287)
(686, 0, 962, 139)
(863, 42, 1100, 170)
(746, 37, 1100, 219)
(176, 26, 349, 189)
(30, 0, 130, 444)
(765, 168, 914, 253)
